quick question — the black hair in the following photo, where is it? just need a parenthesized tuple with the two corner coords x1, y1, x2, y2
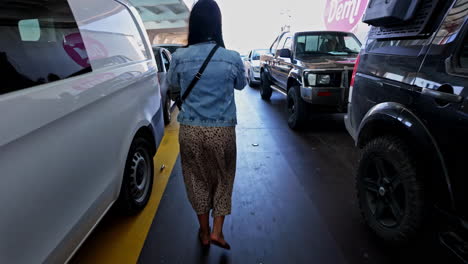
(187, 0, 225, 48)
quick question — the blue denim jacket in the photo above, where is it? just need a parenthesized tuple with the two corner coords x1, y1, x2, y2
(167, 42, 246, 127)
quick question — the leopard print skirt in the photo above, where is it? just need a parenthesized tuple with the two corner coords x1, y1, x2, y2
(179, 125, 237, 217)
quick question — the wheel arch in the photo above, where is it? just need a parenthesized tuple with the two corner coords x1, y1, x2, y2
(287, 76, 301, 92)
(357, 102, 454, 212)
(134, 125, 157, 157)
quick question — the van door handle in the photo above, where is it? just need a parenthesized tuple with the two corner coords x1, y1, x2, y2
(421, 87, 463, 103)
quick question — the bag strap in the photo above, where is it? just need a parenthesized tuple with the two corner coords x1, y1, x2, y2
(180, 44, 220, 102)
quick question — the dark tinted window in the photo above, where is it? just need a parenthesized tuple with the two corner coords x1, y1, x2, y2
(365, 38, 428, 56)
(80, 5, 149, 69)
(0, 0, 91, 95)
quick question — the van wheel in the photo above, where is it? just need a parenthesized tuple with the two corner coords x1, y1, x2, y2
(116, 137, 154, 215)
(356, 136, 425, 244)
(260, 71, 272, 100)
(163, 94, 171, 125)
(287, 86, 308, 130)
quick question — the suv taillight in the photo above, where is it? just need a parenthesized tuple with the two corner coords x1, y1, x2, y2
(350, 54, 360, 88)
(349, 54, 361, 103)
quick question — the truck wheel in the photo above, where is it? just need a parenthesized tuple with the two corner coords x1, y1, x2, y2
(260, 71, 272, 100)
(287, 86, 308, 129)
(163, 93, 171, 125)
(356, 136, 425, 244)
(116, 137, 154, 215)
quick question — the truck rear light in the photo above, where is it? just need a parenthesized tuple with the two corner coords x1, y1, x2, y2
(350, 54, 360, 88)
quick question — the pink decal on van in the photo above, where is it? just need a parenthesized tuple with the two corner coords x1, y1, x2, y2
(63, 33, 107, 68)
(324, 0, 368, 32)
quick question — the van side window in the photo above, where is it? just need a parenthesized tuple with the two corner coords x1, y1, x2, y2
(79, 6, 149, 69)
(0, 1, 91, 95)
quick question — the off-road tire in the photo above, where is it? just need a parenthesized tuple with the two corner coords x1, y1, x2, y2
(260, 71, 273, 100)
(356, 136, 425, 244)
(287, 86, 308, 130)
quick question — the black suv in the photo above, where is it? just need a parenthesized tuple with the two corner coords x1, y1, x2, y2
(345, 0, 468, 260)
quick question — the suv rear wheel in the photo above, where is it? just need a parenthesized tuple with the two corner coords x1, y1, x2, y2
(356, 136, 425, 243)
(260, 71, 273, 100)
(116, 137, 154, 215)
(287, 86, 308, 129)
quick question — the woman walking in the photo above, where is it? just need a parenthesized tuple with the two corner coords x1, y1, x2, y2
(167, 0, 246, 250)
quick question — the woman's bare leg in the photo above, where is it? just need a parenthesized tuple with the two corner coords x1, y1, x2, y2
(211, 216, 228, 245)
(197, 213, 210, 245)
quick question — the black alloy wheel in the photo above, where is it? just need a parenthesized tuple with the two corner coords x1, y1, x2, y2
(260, 71, 272, 100)
(357, 136, 425, 243)
(362, 155, 405, 227)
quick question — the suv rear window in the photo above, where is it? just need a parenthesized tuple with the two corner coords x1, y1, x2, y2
(0, 0, 91, 95)
(365, 38, 429, 56)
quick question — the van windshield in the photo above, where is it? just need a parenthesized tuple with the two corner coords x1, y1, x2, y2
(295, 32, 361, 57)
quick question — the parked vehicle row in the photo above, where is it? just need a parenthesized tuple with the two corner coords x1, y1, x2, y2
(244, 49, 268, 87)
(0, 0, 166, 262)
(243, 0, 468, 262)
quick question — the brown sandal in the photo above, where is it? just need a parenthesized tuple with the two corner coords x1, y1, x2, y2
(211, 238, 231, 250)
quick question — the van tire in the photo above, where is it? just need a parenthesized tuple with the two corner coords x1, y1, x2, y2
(356, 136, 425, 244)
(116, 137, 154, 215)
(287, 86, 308, 130)
(260, 71, 273, 100)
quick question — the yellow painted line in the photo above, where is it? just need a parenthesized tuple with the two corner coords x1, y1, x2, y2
(72, 114, 180, 264)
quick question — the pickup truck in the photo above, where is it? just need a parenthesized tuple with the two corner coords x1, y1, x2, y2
(259, 31, 361, 129)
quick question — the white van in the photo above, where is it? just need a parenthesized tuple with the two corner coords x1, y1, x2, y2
(0, 0, 164, 262)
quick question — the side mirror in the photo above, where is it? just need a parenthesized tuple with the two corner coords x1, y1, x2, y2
(278, 48, 292, 58)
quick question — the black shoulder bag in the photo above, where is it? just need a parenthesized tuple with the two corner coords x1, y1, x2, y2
(176, 44, 220, 109)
